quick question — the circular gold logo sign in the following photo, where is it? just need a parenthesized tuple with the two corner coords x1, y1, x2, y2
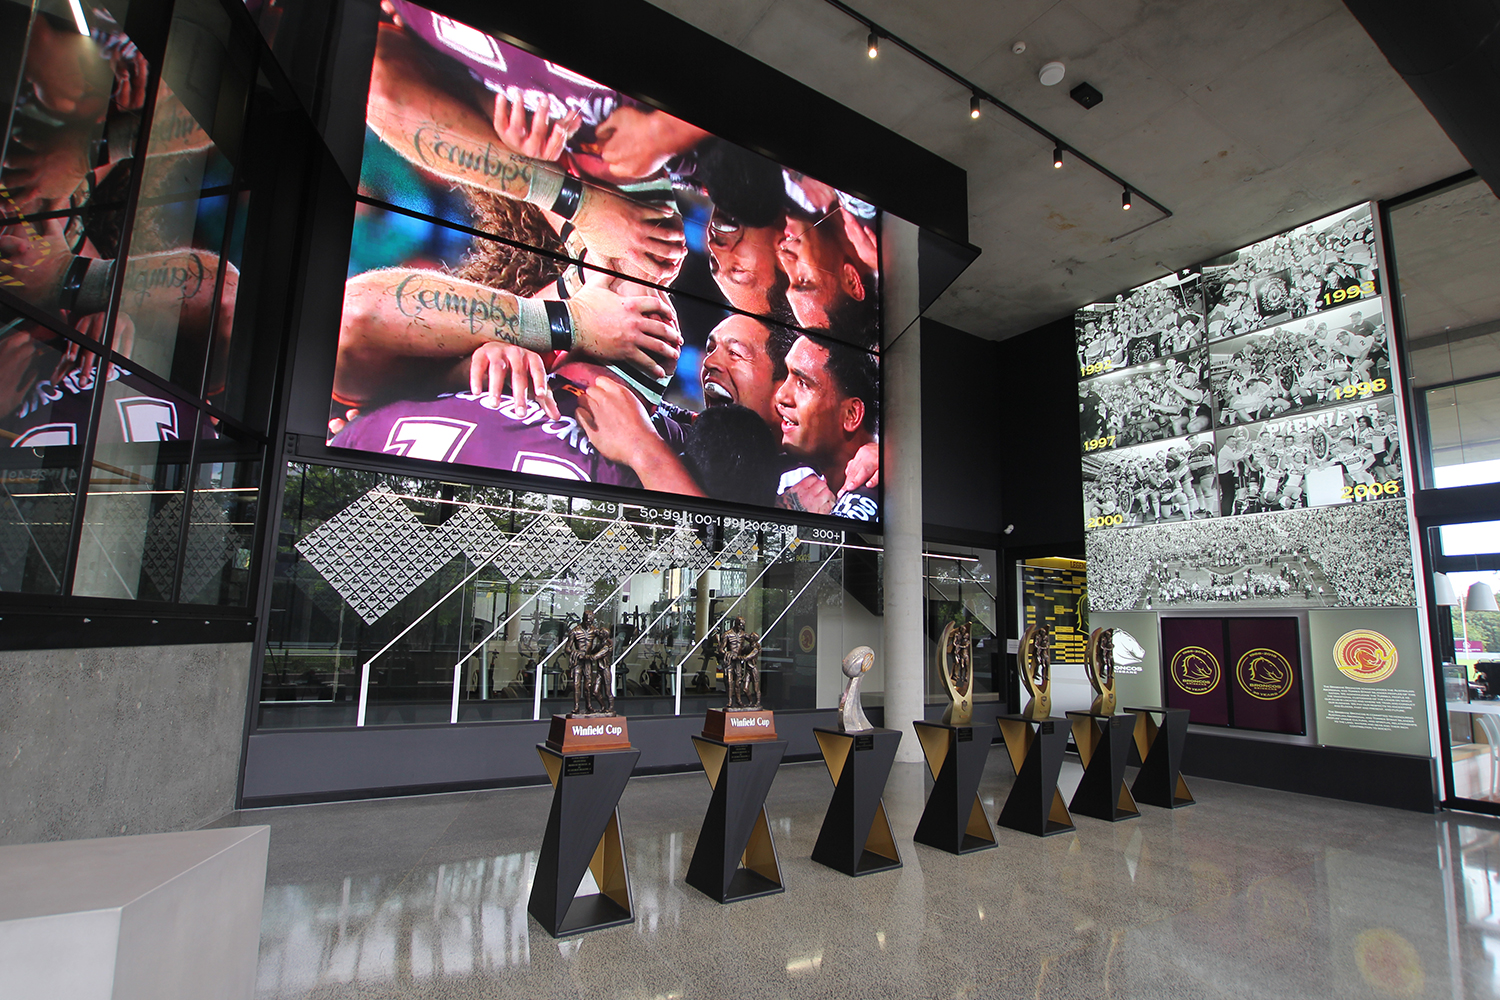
(1354, 928, 1423, 997)
(1333, 629, 1398, 684)
(1235, 648, 1294, 701)
(1170, 646, 1221, 695)
(798, 626, 816, 652)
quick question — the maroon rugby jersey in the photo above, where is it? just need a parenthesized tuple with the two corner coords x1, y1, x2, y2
(330, 378, 684, 488)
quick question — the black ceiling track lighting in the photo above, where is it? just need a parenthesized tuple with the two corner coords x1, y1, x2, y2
(820, 0, 1171, 229)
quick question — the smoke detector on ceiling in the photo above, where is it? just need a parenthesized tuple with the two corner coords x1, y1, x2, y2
(1039, 61, 1066, 86)
(1012, 41, 1026, 54)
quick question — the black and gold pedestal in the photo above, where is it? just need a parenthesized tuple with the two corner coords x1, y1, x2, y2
(811, 727, 903, 876)
(686, 736, 787, 903)
(995, 714, 1074, 837)
(1066, 711, 1140, 822)
(1127, 706, 1195, 808)
(528, 744, 640, 937)
(912, 720, 997, 854)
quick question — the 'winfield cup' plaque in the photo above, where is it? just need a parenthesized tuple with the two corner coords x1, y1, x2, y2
(702, 708, 777, 742)
(547, 715, 631, 752)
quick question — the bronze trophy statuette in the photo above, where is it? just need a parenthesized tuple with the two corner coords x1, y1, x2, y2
(548, 610, 630, 751)
(839, 645, 876, 732)
(938, 619, 974, 726)
(1019, 623, 1053, 720)
(1086, 626, 1117, 716)
(702, 616, 777, 742)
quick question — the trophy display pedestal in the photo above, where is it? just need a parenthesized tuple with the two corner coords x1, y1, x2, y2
(701, 708, 778, 742)
(528, 744, 639, 937)
(546, 714, 631, 752)
(995, 714, 1075, 837)
(1127, 706, 1195, 808)
(686, 735, 787, 903)
(912, 720, 997, 855)
(1066, 712, 1140, 822)
(810, 727, 902, 876)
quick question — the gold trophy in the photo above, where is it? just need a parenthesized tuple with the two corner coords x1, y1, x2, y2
(1085, 627, 1116, 715)
(938, 620, 974, 726)
(1019, 623, 1053, 720)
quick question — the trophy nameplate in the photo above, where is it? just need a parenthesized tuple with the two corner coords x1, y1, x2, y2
(702, 708, 777, 742)
(547, 714, 631, 752)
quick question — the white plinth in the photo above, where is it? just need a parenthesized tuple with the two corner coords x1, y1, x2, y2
(0, 826, 269, 1000)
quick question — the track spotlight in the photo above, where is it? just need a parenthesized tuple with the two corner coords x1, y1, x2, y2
(969, 94, 982, 119)
(1122, 188, 1132, 211)
(1053, 145, 1064, 168)
(867, 31, 879, 58)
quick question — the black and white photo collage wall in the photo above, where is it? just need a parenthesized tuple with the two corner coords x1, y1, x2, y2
(1077, 204, 1416, 612)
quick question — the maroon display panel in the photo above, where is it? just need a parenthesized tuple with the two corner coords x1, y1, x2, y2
(1162, 617, 1229, 726)
(1226, 617, 1305, 735)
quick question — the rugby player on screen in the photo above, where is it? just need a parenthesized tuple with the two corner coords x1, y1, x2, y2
(365, 17, 692, 286)
(567, 315, 881, 512)
(332, 262, 682, 417)
(777, 208, 878, 347)
(329, 263, 700, 495)
(772, 334, 880, 521)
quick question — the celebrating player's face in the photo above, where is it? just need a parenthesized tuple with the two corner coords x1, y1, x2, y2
(701, 315, 780, 427)
(774, 335, 860, 465)
(707, 211, 783, 316)
(778, 214, 866, 330)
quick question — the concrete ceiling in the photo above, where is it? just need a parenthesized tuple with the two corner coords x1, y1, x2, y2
(647, 0, 1472, 340)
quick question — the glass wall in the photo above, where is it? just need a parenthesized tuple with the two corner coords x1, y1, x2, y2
(924, 545, 999, 705)
(0, 0, 274, 608)
(1430, 521, 1500, 807)
(261, 462, 995, 730)
(1387, 177, 1500, 488)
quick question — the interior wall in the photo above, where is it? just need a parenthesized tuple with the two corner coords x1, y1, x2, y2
(0, 643, 253, 845)
(921, 320, 1003, 543)
(997, 316, 1085, 553)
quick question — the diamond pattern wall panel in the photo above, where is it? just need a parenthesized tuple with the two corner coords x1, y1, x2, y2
(295, 488, 462, 624)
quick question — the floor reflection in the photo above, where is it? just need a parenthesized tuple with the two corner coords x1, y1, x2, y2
(231, 757, 1500, 999)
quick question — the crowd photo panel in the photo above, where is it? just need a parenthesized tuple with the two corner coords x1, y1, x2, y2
(327, 0, 883, 523)
(1077, 204, 1416, 615)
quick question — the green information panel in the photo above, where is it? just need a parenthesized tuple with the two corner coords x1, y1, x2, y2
(1308, 608, 1429, 756)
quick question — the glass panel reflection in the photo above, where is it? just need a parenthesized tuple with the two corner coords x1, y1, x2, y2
(0, 0, 143, 328)
(0, 312, 86, 594)
(1388, 177, 1500, 490)
(262, 463, 904, 729)
(924, 546, 999, 705)
(115, 75, 237, 392)
(1426, 375, 1500, 488)
(70, 369, 204, 601)
(181, 425, 259, 605)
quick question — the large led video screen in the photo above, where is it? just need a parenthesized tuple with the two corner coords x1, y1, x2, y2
(1077, 203, 1414, 612)
(325, 1, 882, 523)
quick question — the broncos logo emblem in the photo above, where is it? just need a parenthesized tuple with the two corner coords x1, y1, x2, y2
(1246, 655, 1286, 685)
(1236, 649, 1294, 700)
(1171, 646, 1221, 694)
(1181, 653, 1214, 679)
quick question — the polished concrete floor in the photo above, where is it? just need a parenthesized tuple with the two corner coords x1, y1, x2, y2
(219, 750, 1500, 1000)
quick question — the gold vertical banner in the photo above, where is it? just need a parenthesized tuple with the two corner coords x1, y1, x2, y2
(1021, 558, 1087, 666)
